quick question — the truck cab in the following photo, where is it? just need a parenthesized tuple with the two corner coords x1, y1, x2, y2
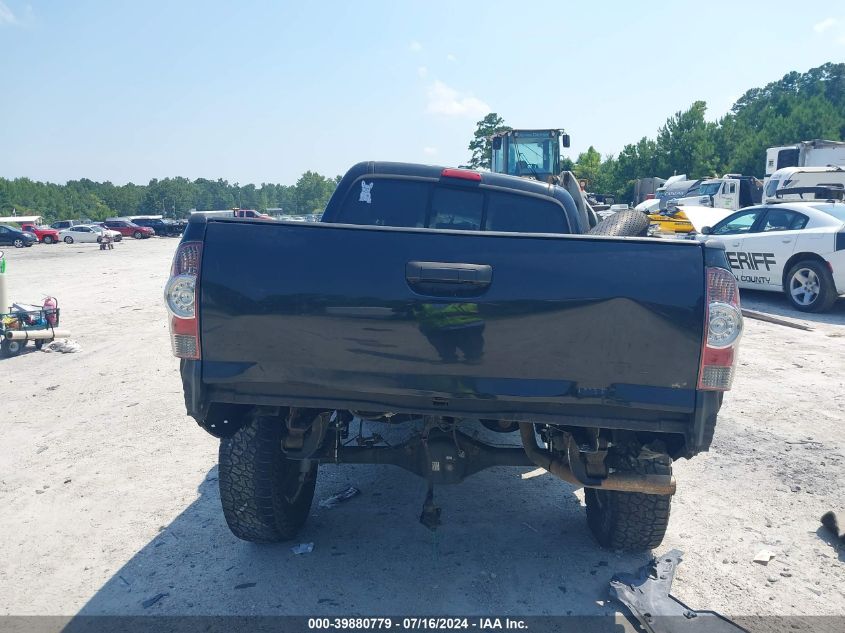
(233, 209, 271, 219)
(19, 223, 60, 244)
(764, 166, 845, 203)
(676, 175, 761, 212)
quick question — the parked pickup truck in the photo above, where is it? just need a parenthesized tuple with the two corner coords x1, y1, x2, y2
(19, 223, 60, 244)
(168, 162, 743, 551)
(131, 217, 186, 237)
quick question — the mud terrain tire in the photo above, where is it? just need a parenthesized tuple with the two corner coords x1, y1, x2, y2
(585, 452, 672, 551)
(219, 414, 318, 543)
(588, 209, 650, 237)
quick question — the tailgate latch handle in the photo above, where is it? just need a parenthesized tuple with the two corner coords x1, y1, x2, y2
(406, 261, 492, 286)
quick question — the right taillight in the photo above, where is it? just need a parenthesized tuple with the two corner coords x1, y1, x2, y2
(698, 267, 743, 391)
(165, 241, 202, 359)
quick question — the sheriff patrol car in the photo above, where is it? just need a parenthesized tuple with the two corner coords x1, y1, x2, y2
(697, 201, 845, 312)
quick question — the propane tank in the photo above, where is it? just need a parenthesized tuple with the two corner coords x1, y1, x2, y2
(43, 296, 58, 326)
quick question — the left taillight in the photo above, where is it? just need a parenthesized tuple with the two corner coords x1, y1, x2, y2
(165, 241, 202, 359)
(698, 267, 743, 390)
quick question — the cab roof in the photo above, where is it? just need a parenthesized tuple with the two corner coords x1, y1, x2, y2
(338, 161, 562, 198)
(770, 165, 845, 176)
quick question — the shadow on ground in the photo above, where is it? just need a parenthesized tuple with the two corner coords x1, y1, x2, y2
(70, 461, 649, 622)
(740, 289, 845, 326)
(815, 525, 845, 564)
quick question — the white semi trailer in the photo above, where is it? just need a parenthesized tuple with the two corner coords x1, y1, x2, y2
(764, 140, 845, 186)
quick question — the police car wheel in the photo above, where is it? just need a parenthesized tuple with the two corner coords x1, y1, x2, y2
(785, 260, 838, 313)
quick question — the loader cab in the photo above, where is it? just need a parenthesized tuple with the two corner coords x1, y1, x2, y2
(491, 129, 569, 181)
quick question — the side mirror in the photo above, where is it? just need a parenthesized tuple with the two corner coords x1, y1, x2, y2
(492, 137, 502, 150)
(701, 226, 712, 235)
(561, 134, 571, 148)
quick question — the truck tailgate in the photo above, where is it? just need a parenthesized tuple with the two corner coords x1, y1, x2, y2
(199, 221, 705, 420)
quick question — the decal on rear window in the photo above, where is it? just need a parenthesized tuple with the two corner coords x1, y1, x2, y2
(359, 181, 373, 204)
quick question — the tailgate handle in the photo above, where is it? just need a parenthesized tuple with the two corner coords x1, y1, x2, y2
(406, 261, 492, 286)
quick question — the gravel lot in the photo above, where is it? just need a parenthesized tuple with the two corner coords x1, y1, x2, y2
(0, 237, 843, 629)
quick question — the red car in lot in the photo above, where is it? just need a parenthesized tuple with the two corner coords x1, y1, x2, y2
(103, 219, 155, 239)
(19, 223, 61, 244)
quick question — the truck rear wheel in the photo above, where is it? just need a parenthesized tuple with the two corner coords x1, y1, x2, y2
(219, 414, 318, 543)
(585, 453, 672, 551)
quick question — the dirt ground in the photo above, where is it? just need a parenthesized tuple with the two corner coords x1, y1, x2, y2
(0, 237, 843, 628)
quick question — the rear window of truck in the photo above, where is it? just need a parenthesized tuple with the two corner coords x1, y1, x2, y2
(430, 187, 483, 230)
(335, 177, 569, 233)
(336, 179, 429, 228)
(485, 191, 567, 233)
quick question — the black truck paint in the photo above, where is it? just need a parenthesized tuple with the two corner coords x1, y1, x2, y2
(175, 161, 735, 550)
(198, 222, 704, 422)
(182, 162, 722, 451)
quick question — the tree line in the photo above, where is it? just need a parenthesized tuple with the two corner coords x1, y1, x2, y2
(0, 171, 341, 222)
(3, 62, 843, 220)
(468, 62, 845, 203)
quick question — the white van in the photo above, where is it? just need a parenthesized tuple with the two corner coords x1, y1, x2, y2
(763, 166, 845, 203)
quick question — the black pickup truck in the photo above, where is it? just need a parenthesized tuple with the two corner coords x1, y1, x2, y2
(167, 162, 743, 551)
(132, 217, 186, 237)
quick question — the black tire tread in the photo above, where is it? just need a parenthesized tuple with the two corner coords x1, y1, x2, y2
(1, 339, 23, 357)
(585, 454, 672, 551)
(588, 209, 650, 237)
(219, 415, 317, 543)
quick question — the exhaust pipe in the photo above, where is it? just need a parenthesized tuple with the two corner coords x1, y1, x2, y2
(519, 423, 676, 496)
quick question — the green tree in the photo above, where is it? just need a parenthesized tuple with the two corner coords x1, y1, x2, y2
(294, 171, 337, 213)
(654, 101, 720, 178)
(559, 156, 575, 172)
(573, 146, 603, 188)
(467, 113, 511, 169)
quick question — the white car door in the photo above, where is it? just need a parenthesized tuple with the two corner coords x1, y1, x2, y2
(737, 208, 806, 290)
(706, 208, 767, 289)
(72, 226, 97, 243)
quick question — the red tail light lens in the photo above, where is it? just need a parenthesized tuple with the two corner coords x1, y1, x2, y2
(166, 241, 202, 359)
(171, 241, 202, 276)
(698, 267, 743, 390)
